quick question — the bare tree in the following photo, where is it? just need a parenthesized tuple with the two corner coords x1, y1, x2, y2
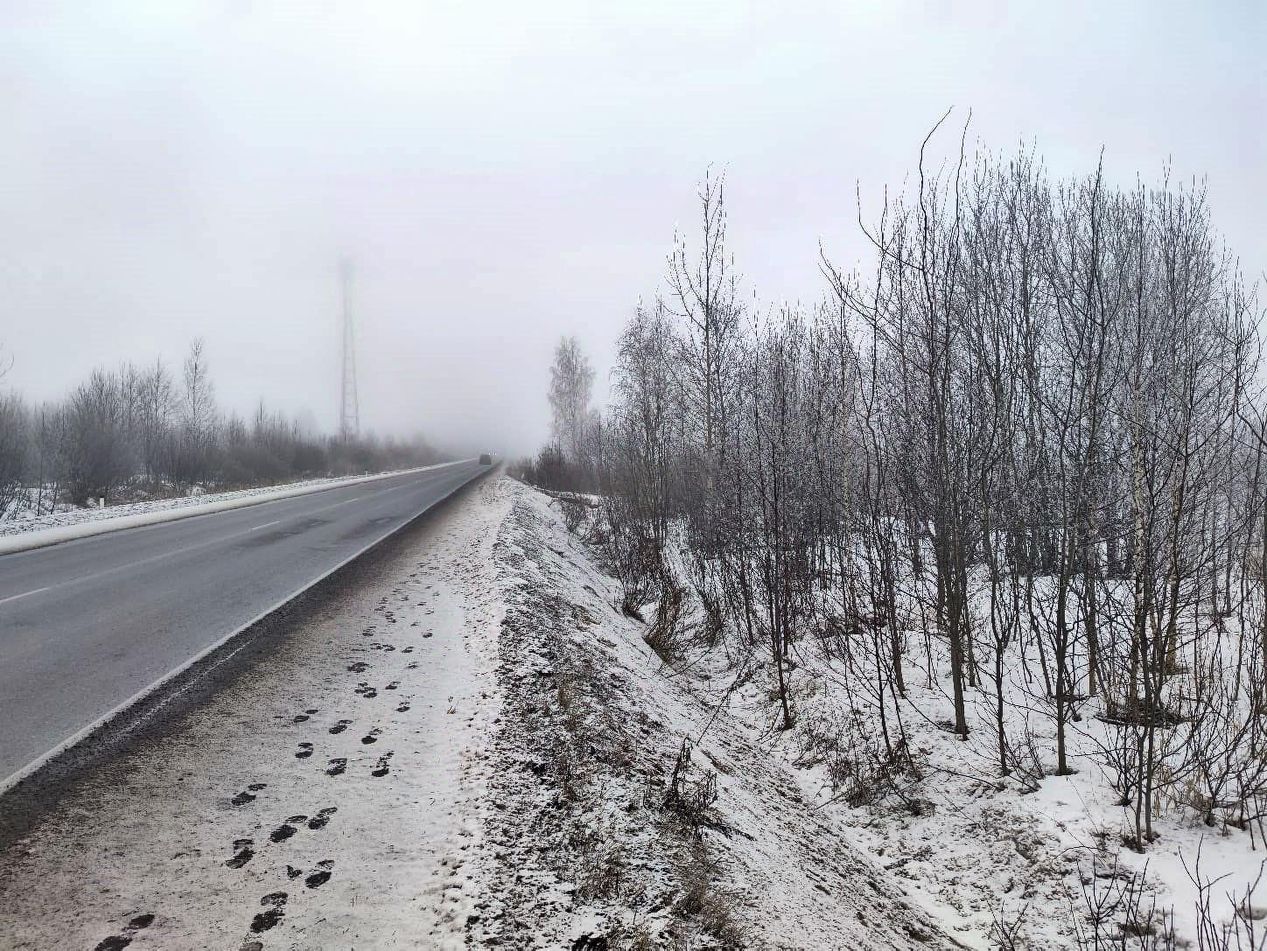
(666, 170, 744, 549)
(171, 338, 219, 486)
(0, 391, 26, 515)
(63, 368, 132, 504)
(548, 334, 595, 483)
(137, 359, 174, 484)
(557, 134, 1267, 891)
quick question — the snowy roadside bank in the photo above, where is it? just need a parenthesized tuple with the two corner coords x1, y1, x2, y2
(601, 533, 1267, 948)
(468, 483, 960, 949)
(482, 482, 1267, 948)
(0, 460, 470, 556)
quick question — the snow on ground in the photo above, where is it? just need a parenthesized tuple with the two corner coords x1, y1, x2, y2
(620, 566, 1267, 948)
(742, 629, 1267, 949)
(0, 465, 452, 539)
(503, 487, 1267, 948)
(468, 483, 961, 949)
(0, 474, 508, 950)
(747, 646, 1090, 949)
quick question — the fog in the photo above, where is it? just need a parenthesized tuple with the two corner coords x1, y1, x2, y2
(2, 1, 1262, 457)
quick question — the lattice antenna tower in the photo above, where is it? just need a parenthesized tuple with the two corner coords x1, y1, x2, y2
(339, 257, 360, 441)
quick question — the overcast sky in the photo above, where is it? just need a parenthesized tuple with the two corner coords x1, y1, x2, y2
(2, 1, 1263, 455)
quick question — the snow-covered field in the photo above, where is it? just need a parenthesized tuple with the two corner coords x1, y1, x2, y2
(757, 634, 1267, 949)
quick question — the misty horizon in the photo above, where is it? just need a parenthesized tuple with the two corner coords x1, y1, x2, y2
(3, 2, 1264, 457)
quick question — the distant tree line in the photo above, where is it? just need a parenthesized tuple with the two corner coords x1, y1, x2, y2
(0, 339, 442, 516)
(528, 124, 1267, 873)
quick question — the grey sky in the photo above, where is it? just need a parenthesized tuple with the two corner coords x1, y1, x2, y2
(2, 1, 1263, 456)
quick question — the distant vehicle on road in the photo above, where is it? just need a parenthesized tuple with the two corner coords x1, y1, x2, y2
(479, 453, 493, 466)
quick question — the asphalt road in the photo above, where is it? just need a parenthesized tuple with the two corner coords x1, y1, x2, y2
(0, 460, 488, 785)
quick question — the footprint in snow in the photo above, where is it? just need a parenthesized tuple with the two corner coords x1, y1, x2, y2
(372, 752, 393, 778)
(361, 728, 381, 744)
(396, 702, 411, 713)
(307, 806, 337, 830)
(92, 914, 155, 951)
(347, 661, 370, 673)
(231, 783, 267, 806)
(250, 892, 287, 933)
(269, 816, 307, 843)
(295, 742, 314, 759)
(326, 758, 347, 776)
(329, 719, 352, 735)
(225, 838, 255, 868)
(305, 859, 335, 889)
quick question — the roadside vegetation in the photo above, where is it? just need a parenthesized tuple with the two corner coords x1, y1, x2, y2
(0, 339, 442, 519)
(519, 120, 1267, 948)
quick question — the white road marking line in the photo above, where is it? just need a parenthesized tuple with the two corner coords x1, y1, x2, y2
(312, 496, 361, 513)
(250, 520, 283, 532)
(0, 586, 50, 606)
